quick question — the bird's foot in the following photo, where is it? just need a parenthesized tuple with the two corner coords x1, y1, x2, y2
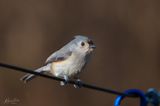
(74, 79, 82, 88)
(60, 76, 69, 86)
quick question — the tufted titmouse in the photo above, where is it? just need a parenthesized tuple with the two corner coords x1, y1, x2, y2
(20, 35, 96, 86)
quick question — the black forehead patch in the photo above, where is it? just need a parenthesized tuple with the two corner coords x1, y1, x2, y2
(88, 39, 94, 45)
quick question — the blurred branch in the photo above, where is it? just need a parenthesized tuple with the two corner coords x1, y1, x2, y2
(0, 62, 136, 97)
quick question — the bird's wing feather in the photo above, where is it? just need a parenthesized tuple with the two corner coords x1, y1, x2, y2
(45, 38, 75, 64)
(45, 50, 72, 64)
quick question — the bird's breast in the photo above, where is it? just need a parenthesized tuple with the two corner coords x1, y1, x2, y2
(51, 54, 86, 77)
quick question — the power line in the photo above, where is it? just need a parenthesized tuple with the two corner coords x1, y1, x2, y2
(0, 62, 136, 97)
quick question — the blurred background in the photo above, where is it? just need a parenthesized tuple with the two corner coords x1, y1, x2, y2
(0, 0, 160, 106)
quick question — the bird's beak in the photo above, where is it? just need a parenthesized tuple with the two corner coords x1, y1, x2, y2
(90, 45, 96, 49)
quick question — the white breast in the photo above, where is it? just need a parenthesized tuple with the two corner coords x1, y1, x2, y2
(50, 54, 85, 78)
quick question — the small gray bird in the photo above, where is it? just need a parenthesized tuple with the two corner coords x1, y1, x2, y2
(20, 35, 96, 86)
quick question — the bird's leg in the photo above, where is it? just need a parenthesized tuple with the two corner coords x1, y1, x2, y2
(60, 75, 69, 86)
(73, 75, 82, 88)
(74, 79, 82, 88)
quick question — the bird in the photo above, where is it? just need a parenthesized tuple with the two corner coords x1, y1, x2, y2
(20, 35, 96, 87)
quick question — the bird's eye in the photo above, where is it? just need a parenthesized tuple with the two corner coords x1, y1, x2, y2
(81, 42, 85, 46)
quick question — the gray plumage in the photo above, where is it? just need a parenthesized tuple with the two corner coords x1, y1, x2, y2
(45, 35, 89, 64)
(20, 35, 95, 83)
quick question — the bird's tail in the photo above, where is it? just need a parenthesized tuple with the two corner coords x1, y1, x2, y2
(20, 64, 50, 83)
(20, 73, 36, 83)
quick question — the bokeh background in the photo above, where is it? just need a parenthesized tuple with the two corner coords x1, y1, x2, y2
(0, 0, 160, 106)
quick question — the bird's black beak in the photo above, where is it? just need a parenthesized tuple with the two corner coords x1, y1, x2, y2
(88, 39, 96, 49)
(90, 45, 96, 49)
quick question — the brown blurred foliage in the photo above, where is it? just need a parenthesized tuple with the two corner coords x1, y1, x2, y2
(0, 0, 160, 106)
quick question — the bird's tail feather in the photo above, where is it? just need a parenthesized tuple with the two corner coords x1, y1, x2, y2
(20, 65, 50, 83)
(20, 73, 37, 83)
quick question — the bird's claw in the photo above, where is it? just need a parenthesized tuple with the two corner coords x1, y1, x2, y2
(60, 81, 67, 86)
(60, 75, 69, 86)
(74, 79, 82, 88)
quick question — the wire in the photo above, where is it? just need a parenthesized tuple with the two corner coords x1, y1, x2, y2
(0, 62, 137, 97)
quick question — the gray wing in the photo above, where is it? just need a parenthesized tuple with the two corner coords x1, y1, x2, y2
(45, 50, 72, 64)
(45, 37, 76, 64)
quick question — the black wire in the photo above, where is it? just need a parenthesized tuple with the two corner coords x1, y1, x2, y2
(0, 62, 137, 98)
